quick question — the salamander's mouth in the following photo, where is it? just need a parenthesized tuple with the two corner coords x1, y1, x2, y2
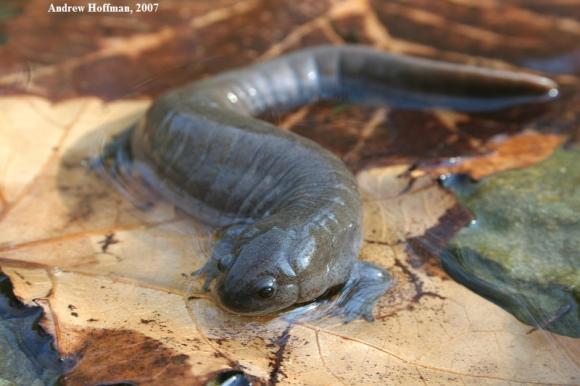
(216, 297, 304, 318)
(216, 294, 280, 316)
(217, 296, 334, 323)
(220, 306, 274, 316)
(214, 280, 267, 315)
(215, 283, 296, 316)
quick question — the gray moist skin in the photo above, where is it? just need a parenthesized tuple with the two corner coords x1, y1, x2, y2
(97, 45, 558, 322)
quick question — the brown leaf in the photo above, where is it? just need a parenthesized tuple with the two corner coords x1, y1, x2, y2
(424, 130, 565, 179)
(1, 98, 578, 385)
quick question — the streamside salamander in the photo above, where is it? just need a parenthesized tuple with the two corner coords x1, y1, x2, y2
(97, 45, 557, 321)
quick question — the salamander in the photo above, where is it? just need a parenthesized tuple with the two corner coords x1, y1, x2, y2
(96, 45, 558, 321)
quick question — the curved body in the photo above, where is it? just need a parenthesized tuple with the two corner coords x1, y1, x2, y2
(100, 45, 557, 320)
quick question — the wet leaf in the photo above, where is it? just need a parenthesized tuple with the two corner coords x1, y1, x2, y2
(441, 149, 580, 337)
(0, 272, 62, 386)
(424, 130, 565, 179)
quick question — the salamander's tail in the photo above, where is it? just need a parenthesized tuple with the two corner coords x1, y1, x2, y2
(324, 45, 560, 112)
(192, 44, 559, 114)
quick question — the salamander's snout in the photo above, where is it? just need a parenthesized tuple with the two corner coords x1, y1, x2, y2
(216, 274, 299, 316)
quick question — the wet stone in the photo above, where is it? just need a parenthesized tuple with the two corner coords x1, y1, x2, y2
(441, 148, 580, 337)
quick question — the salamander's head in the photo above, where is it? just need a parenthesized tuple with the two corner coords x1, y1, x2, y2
(215, 226, 313, 315)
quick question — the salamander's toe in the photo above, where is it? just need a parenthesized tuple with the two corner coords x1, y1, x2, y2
(327, 261, 393, 323)
(192, 258, 221, 292)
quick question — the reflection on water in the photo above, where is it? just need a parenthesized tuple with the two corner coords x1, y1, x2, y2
(206, 370, 252, 386)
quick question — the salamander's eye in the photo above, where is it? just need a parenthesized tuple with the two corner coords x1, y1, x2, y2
(258, 286, 275, 298)
(256, 276, 276, 299)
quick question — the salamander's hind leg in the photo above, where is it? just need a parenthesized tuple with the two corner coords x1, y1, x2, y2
(330, 261, 393, 322)
(193, 223, 249, 291)
(90, 127, 134, 176)
(89, 127, 156, 209)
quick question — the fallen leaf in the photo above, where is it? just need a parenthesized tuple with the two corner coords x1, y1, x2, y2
(424, 130, 565, 179)
(0, 97, 578, 385)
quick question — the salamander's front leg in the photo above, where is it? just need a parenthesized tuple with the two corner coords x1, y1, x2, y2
(192, 258, 221, 291)
(331, 261, 393, 322)
(193, 223, 247, 291)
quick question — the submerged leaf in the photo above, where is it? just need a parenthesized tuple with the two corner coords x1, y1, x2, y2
(441, 149, 580, 337)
